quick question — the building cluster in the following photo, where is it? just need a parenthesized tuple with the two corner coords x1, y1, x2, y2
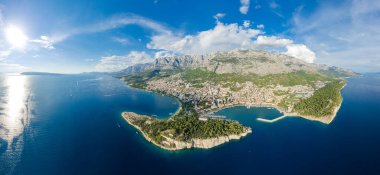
(146, 75, 326, 114)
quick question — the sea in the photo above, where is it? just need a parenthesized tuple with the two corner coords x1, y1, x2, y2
(0, 73, 379, 175)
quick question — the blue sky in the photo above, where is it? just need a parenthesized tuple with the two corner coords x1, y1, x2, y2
(0, 0, 379, 73)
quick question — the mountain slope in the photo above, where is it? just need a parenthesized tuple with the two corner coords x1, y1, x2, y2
(119, 49, 357, 77)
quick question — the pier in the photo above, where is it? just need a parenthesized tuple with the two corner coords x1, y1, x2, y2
(257, 115, 287, 123)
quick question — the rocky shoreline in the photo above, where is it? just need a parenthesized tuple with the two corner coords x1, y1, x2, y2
(286, 98, 343, 124)
(122, 112, 252, 151)
(284, 83, 346, 124)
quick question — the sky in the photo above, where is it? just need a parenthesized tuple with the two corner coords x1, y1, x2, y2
(0, 0, 379, 73)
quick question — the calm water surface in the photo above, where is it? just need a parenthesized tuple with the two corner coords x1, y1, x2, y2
(0, 74, 379, 175)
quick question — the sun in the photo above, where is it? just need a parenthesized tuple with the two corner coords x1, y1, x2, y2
(5, 25, 28, 49)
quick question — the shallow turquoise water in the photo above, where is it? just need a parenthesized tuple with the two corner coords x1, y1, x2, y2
(0, 74, 379, 175)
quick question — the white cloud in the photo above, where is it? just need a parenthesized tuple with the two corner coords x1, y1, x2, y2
(256, 24, 264, 29)
(243, 20, 251, 28)
(0, 50, 11, 60)
(255, 36, 293, 47)
(255, 36, 315, 63)
(285, 44, 316, 63)
(154, 50, 177, 58)
(240, 0, 250, 14)
(95, 51, 153, 72)
(112, 37, 131, 45)
(213, 13, 226, 21)
(147, 22, 262, 55)
(30, 36, 55, 50)
(292, 0, 380, 72)
(147, 21, 316, 63)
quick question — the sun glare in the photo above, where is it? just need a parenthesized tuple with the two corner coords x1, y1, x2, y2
(1, 75, 29, 142)
(5, 25, 28, 49)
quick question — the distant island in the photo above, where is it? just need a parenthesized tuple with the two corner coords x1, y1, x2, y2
(120, 49, 357, 150)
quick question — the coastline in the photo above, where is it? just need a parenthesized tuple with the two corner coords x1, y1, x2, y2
(284, 83, 346, 124)
(122, 112, 252, 151)
(206, 81, 347, 124)
(285, 98, 343, 124)
(120, 80, 345, 151)
(206, 99, 342, 124)
(122, 112, 179, 151)
(123, 80, 183, 118)
(123, 79, 344, 125)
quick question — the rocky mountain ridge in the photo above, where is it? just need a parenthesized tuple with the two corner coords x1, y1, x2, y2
(119, 49, 357, 77)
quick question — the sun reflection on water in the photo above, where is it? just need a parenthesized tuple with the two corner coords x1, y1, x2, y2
(0, 75, 30, 173)
(1, 75, 30, 142)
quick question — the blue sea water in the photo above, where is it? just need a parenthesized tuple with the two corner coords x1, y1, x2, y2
(0, 73, 379, 175)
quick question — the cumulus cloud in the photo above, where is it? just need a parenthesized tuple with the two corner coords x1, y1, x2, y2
(95, 51, 152, 72)
(255, 36, 293, 47)
(82, 13, 317, 69)
(255, 36, 315, 63)
(147, 22, 262, 55)
(240, 0, 250, 14)
(147, 21, 316, 63)
(285, 44, 316, 63)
